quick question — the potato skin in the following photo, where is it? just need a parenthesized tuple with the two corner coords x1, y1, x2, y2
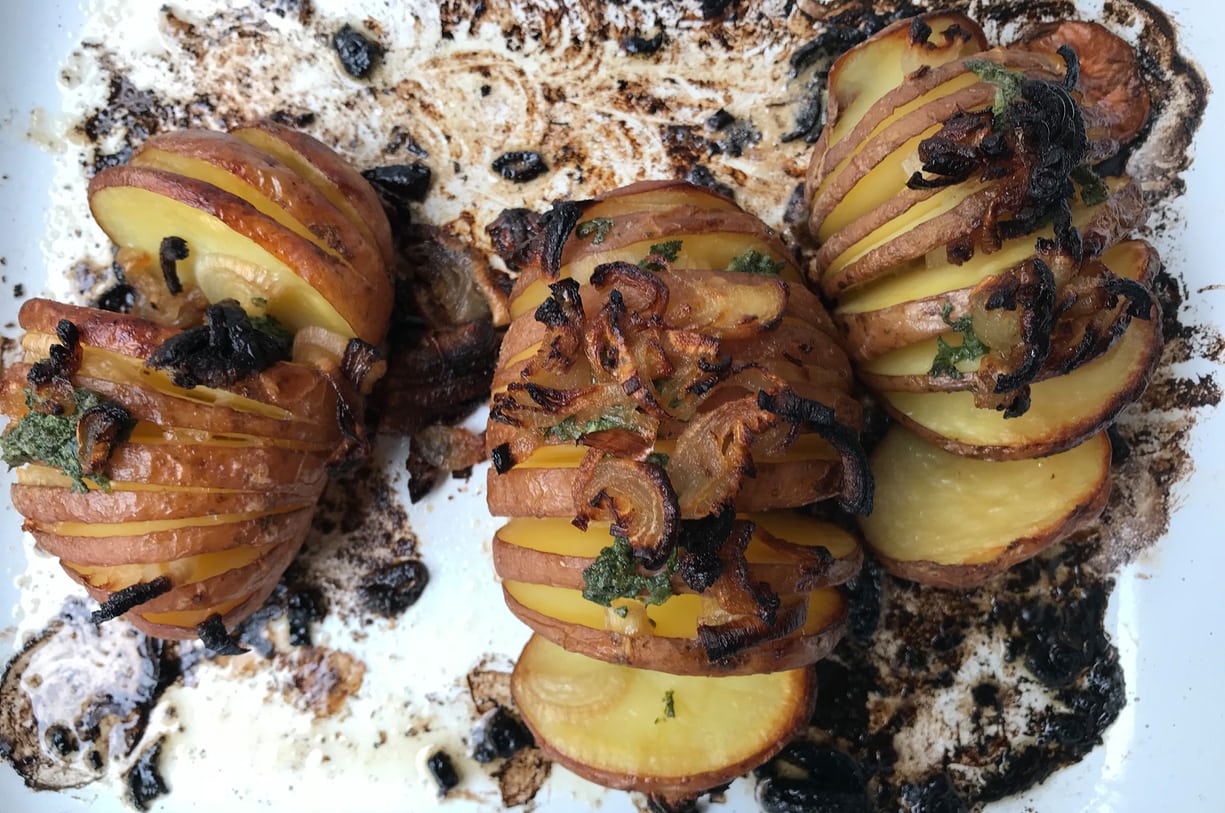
(503, 585, 848, 678)
(11, 483, 314, 524)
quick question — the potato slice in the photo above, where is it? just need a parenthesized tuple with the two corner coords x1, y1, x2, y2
(579, 179, 743, 218)
(486, 440, 840, 518)
(10, 483, 313, 524)
(88, 166, 389, 343)
(502, 580, 847, 676)
(492, 513, 861, 593)
(230, 119, 395, 267)
(511, 634, 814, 795)
(131, 130, 383, 280)
(30, 505, 315, 565)
(859, 426, 1111, 587)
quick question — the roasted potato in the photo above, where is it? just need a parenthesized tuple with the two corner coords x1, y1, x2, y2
(1, 124, 393, 644)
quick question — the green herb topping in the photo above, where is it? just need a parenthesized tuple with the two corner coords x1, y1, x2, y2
(965, 59, 1025, 120)
(645, 451, 670, 468)
(658, 690, 676, 722)
(544, 413, 630, 442)
(929, 302, 990, 380)
(726, 249, 784, 276)
(575, 217, 614, 245)
(1071, 166, 1110, 207)
(1, 387, 132, 492)
(582, 536, 677, 607)
(639, 240, 683, 272)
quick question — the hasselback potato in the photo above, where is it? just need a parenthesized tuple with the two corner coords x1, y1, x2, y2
(800, 13, 1161, 585)
(0, 122, 392, 643)
(485, 180, 870, 793)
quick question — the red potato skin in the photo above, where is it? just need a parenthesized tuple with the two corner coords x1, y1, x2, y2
(133, 129, 384, 279)
(10, 483, 314, 524)
(230, 119, 395, 268)
(503, 585, 849, 677)
(28, 506, 318, 566)
(87, 166, 391, 345)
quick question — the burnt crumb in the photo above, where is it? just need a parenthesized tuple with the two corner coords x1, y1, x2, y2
(426, 749, 460, 796)
(357, 560, 429, 617)
(705, 108, 735, 131)
(287, 586, 326, 647)
(491, 151, 549, 182)
(125, 738, 169, 812)
(471, 706, 533, 763)
(95, 283, 136, 313)
(700, 0, 740, 21)
(333, 23, 384, 79)
(362, 163, 432, 227)
(647, 795, 699, 813)
(970, 682, 1000, 709)
(621, 30, 665, 56)
(492, 746, 550, 807)
(684, 164, 734, 201)
(12, 283, 24, 298)
(898, 773, 968, 813)
(385, 125, 429, 158)
(406, 449, 440, 503)
(267, 109, 316, 129)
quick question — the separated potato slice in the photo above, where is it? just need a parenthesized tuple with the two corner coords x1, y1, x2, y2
(98, 441, 331, 495)
(579, 179, 743, 219)
(502, 580, 847, 676)
(492, 513, 861, 593)
(87, 165, 390, 343)
(230, 119, 395, 268)
(512, 634, 814, 795)
(860, 426, 1111, 587)
(29, 505, 316, 566)
(131, 130, 384, 283)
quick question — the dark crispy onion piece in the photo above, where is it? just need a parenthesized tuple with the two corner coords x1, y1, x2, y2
(540, 200, 585, 279)
(486, 207, 544, 273)
(412, 424, 486, 472)
(572, 452, 680, 570)
(26, 320, 83, 416)
(91, 576, 172, 624)
(757, 389, 873, 515)
(326, 372, 371, 477)
(145, 300, 290, 389)
(666, 396, 776, 518)
(971, 256, 1058, 412)
(676, 508, 736, 592)
(76, 402, 133, 476)
(754, 528, 835, 592)
(341, 338, 387, 396)
(590, 261, 669, 318)
(696, 520, 804, 662)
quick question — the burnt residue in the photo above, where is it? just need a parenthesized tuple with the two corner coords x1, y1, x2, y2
(0, 599, 172, 790)
(357, 559, 430, 618)
(754, 741, 869, 813)
(491, 151, 549, 182)
(470, 706, 533, 764)
(426, 749, 460, 796)
(124, 736, 169, 811)
(791, 538, 1126, 811)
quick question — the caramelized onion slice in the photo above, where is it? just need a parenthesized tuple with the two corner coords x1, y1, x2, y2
(667, 396, 776, 518)
(573, 453, 680, 570)
(757, 389, 873, 516)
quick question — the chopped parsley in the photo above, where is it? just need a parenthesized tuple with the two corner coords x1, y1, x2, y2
(543, 413, 630, 442)
(575, 217, 614, 244)
(582, 536, 678, 607)
(639, 240, 683, 272)
(929, 302, 990, 380)
(1, 387, 131, 492)
(249, 314, 295, 358)
(657, 690, 676, 723)
(726, 249, 784, 276)
(1071, 166, 1110, 207)
(965, 59, 1025, 120)
(645, 451, 670, 468)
